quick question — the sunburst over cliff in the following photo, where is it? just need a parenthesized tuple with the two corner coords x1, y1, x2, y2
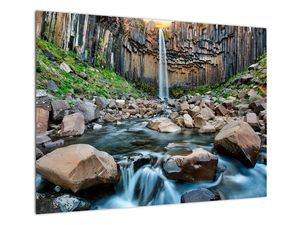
(143, 19, 172, 28)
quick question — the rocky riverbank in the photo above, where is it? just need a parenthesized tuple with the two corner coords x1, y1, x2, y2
(35, 57, 267, 213)
(35, 27, 267, 212)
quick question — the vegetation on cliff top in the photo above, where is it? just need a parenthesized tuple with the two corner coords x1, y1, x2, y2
(36, 38, 147, 99)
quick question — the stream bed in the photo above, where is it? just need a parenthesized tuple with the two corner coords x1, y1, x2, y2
(59, 119, 267, 209)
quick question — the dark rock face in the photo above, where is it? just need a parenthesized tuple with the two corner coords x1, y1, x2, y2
(36, 11, 266, 88)
(181, 188, 220, 203)
(214, 120, 261, 167)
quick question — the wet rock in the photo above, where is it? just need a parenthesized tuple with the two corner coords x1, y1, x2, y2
(59, 62, 72, 73)
(183, 114, 194, 128)
(245, 112, 260, 131)
(158, 121, 181, 133)
(53, 194, 91, 212)
(163, 148, 218, 182)
(36, 147, 44, 159)
(60, 112, 85, 137)
(36, 133, 51, 145)
(36, 107, 49, 133)
(215, 120, 261, 167)
(95, 96, 108, 109)
(147, 117, 181, 133)
(43, 139, 64, 150)
(76, 101, 100, 123)
(131, 154, 152, 172)
(36, 193, 90, 214)
(181, 188, 220, 203)
(36, 144, 119, 193)
(258, 152, 267, 165)
(93, 123, 102, 130)
(51, 100, 70, 121)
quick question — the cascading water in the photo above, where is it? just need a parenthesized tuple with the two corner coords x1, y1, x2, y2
(158, 29, 169, 101)
(94, 158, 180, 209)
(60, 120, 266, 210)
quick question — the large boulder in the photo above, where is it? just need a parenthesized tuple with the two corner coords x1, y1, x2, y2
(103, 113, 117, 123)
(214, 120, 261, 167)
(215, 104, 228, 116)
(199, 123, 216, 133)
(181, 188, 220, 203)
(249, 99, 267, 114)
(199, 105, 215, 120)
(60, 113, 85, 137)
(36, 144, 119, 193)
(36, 107, 49, 133)
(147, 117, 181, 133)
(163, 148, 218, 182)
(187, 106, 201, 118)
(183, 114, 194, 128)
(76, 101, 100, 123)
(95, 96, 108, 109)
(176, 101, 190, 111)
(51, 100, 70, 121)
(245, 112, 260, 131)
(194, 115, 205, 129)
(188, 95, 202, 104)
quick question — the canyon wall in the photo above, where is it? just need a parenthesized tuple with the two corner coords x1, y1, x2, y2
(36, 11, 266, 88)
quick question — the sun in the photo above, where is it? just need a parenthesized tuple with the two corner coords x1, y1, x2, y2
(143, 19, 172, 28)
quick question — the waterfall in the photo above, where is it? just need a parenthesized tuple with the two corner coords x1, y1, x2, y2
(95, 159, 180, 209)
(158, 29, 169, 101)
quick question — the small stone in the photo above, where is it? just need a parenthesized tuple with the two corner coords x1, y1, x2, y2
(59, 62, 72, 73)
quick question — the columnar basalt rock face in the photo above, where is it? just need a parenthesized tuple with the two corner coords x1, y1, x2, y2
(36, 11, 266, 88)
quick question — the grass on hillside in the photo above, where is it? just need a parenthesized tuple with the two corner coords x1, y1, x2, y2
(36, 38, 147, 99)
(170, 52, 267, 99)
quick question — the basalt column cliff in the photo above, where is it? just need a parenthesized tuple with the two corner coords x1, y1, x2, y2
(36, 11, 266, 88)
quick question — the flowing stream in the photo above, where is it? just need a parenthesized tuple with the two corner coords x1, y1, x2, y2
(158, 29, 169, 100)
(62, 119, 266, 209)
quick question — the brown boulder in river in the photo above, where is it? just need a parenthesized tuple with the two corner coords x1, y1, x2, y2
(214, 120, 261, 167)
(60, 112, 85, 137)
(147, 117, 181, 133)
(36, 144, 119, 193)
(163, 148, 218, 182)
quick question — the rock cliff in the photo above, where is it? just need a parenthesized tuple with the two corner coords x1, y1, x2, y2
(36, 11, 266, 88)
